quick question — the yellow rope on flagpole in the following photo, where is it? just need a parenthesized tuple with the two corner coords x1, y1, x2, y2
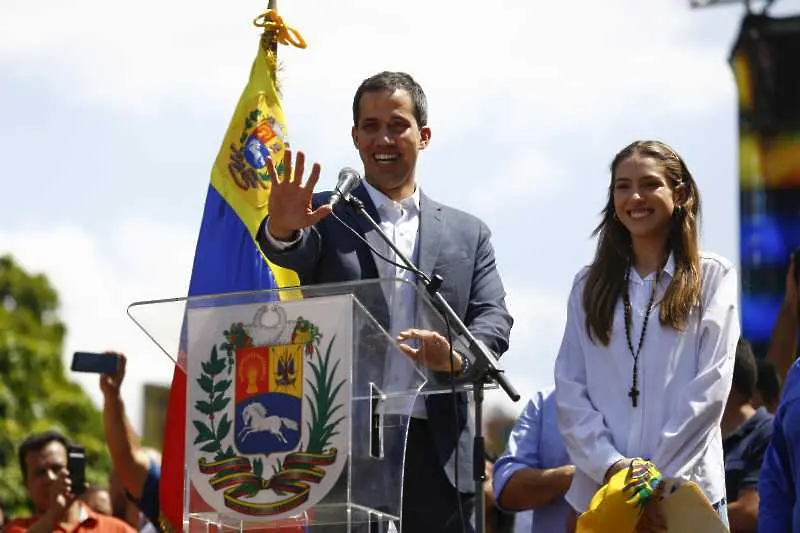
(253, 9, 307, 49)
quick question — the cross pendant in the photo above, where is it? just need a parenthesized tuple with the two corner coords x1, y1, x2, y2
(628, 386, 639, 408)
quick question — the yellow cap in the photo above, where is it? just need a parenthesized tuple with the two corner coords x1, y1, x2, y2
(576, 459, 662, 533)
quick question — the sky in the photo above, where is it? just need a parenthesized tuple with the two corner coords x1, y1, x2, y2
(2, 0, 799, 435)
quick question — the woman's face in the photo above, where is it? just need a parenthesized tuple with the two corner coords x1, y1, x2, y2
(612, 154, 677, 244)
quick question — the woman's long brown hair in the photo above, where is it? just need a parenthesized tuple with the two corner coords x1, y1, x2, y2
(583, 140, 702, 345)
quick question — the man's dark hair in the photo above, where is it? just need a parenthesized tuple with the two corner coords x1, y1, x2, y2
(732, 338, 758, 399)
(757, 359, 782, 410)
(352, 71, 428, 127)
(18, 430, 71, 481)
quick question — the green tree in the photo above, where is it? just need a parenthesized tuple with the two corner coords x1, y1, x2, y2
(0, 254, 110, 517)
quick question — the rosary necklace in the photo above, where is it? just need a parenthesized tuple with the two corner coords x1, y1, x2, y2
(622, 263, 662, 408)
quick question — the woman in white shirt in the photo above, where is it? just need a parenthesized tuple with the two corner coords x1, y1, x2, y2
(554, 140, 739, 531)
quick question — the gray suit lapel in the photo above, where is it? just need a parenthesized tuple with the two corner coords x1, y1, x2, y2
(342, 184, 390, 276)
(415, 193, 444, 332)
(418, 194, 473, 490)
(418, 192, 444, 278)
(339, 185, 393, 329)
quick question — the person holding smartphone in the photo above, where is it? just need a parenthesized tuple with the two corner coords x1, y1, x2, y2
(97, 352, 162, 533)
(4, 430, 135, 533)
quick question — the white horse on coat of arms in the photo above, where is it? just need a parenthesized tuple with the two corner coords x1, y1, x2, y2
(238, 402, 299, 444)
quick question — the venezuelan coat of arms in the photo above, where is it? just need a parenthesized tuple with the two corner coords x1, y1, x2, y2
(186, 298, 351, 518)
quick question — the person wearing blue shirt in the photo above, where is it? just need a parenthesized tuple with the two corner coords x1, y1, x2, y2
(721, 338, 774, 532)
(758, 358, 800, 532)
(492, 387, 575, 533)
(764, 253, 798, 386)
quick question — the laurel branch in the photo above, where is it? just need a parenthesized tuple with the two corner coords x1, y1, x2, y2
(240, 109, 263, 144)
(305, 335, 345, 454)
(193, 345, 235, 461)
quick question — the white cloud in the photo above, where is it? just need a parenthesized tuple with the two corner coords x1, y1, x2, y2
(485, 283, 568, 415)
(0, 0, 738, 126)
(0, 218, 195, 434)
(424, 146, 571, 216)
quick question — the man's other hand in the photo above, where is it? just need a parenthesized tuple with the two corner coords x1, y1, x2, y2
(396, 329, 465, 373)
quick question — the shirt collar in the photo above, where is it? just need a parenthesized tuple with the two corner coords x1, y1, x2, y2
(663, 253, 675, 278)
(631, 252, 675, 283)
(31, 502, 97, 529)
(361, 179, 420, 215)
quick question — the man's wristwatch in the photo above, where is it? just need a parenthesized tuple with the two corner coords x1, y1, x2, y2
(457, 353, 472, 375)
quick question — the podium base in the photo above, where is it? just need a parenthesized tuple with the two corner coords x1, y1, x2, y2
(187, 503, 399, 532)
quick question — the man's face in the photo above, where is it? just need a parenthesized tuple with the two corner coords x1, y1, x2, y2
(24, 440, 68, 513)
(351, 89, 430, 200)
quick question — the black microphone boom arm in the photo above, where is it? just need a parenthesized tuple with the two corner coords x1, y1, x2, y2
(343, 193, 519, 533)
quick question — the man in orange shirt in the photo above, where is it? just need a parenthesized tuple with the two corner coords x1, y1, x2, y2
(3, 430, 134, 533)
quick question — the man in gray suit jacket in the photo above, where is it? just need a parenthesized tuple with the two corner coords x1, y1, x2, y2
(257, 71, 513, 533)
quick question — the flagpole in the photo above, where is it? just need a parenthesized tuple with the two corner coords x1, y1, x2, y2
(265, 0, 279, 55)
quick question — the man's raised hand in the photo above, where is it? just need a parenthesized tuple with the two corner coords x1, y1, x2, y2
(266, 150, 332, 240)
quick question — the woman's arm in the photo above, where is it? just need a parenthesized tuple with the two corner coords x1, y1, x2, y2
(555, 278, 626, 485)
(650, 265, 739, 478)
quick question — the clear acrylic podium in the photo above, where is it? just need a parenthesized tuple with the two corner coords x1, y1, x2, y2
(128, 279, 483, 533)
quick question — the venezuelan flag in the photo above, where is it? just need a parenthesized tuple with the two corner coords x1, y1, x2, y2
(159, 10, 306, 532)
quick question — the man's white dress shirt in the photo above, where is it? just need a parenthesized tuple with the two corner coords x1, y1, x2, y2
(264, 181, 427, 418)
(361, 181, 428, 419)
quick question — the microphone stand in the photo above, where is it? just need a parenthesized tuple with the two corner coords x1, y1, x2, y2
(345, 195, 520, 533)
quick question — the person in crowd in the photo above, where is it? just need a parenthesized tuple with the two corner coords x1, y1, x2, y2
(754, 359, 781, 414)
(99, 353, 161, 532)
(765, 251, 798, 385)
(758, 358, 800, 531)
(3, 430, 135, 533)
(492, 386, 574, 533)
(108, 463, 160, 533)
(759, 252, 800, 532)
(554, 140, 739, 531)
(256, 70, 513, 533)
(81, 486, 113, 517)
(484, 407, 518, 533)
(721, 338, 773, 533)
(484, 459, 515, 533)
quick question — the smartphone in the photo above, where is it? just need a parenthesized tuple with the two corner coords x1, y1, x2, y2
(70, 351, 120, 375)
(67, 444, 86, 496)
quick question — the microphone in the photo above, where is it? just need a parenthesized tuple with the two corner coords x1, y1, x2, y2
(329, 167, 362, 208)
